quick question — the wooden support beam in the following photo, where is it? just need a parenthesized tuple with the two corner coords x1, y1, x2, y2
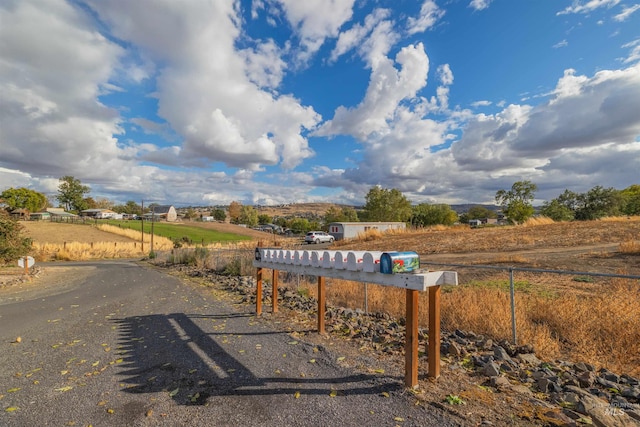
(405, 289, 419, 388)
(256, 267, 263, 316)
(272, 269, 278, 313)
(428, 285, 441, 379)
(317, 276, 326, 334)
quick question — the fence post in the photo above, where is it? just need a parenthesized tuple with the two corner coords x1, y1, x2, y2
(318, 276, 326, 334)
(256, 267, 263, 316)
(509, 268, 517, 345)
(364, 283, 368, 314)
(405, 289, 419, 388)
(428, 285, 441, 379)
(272, 269, 279, 313)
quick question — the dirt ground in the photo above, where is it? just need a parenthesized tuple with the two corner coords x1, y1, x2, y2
(20, 221, 137, 245)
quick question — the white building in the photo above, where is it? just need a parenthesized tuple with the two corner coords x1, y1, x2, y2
(327, 222, 406, 240)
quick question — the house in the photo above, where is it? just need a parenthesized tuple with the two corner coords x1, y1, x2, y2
(80, 209, 117, 219)
(327, 222, 406, 240)
(10, 208, 30, 220)
(142, 205, 177, 222)
(30, 212, 51, 221)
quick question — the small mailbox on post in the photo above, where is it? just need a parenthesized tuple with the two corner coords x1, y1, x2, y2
(18, 256, 35, 277)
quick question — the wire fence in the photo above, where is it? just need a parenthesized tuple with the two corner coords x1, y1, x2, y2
(156, 247, 640, 375)
(420, 261, 640, 345)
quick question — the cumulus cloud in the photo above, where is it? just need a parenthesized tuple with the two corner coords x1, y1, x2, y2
(0, 0, 127, 180)
(315, 43, 430, 140)
(406, 0, 445, 35)
(330, 8, 392, 63)
(87, 0, 320, 170)
(267, 0, 355, 64)
(450, 63, 640, 197)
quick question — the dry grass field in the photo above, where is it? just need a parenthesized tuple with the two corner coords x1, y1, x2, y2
(284, 216, 640, 376)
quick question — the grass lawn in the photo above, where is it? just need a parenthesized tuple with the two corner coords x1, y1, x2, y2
(105, 220, 251, 244)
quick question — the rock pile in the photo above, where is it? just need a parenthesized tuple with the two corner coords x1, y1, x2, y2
(177, 266, 640, 426)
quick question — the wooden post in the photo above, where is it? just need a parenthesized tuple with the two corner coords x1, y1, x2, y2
(23, 257, 29, 277)
(428, 285, 441, 379)
(272, 269, 278, 313)
(405, 289, 419, 388)
(256, 267, 263, 316)
(317, 276, 325, 334)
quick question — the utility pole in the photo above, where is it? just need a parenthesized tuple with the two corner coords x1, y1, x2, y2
(141, 199, 144, 253)
(151, 205, 155, 254)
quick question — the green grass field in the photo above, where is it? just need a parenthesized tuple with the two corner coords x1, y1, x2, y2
(105, 220, 251, 244)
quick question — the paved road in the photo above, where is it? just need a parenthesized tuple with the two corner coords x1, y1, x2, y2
(0, 260, 459, 427)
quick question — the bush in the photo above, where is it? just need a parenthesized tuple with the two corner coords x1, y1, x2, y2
(0, 212, 32, 264)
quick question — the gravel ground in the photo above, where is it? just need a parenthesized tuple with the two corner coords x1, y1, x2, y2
(0, 261, 460, 427)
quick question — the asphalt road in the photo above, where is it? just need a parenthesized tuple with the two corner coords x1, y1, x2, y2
(0, 260, 459, 427)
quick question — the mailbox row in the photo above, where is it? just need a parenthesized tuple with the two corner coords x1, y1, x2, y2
(256, 249, 420, 274)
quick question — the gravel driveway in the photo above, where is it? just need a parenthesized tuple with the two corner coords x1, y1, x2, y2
(0, 260, 459, 426)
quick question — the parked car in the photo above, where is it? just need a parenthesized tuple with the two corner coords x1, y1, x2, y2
(304, 231, 334, 244)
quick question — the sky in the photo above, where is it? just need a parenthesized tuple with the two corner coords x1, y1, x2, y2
(1, 0, 639, 208)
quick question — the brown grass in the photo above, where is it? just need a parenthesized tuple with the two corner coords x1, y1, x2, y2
(289, 275, 640, 377)
(274, 216, 640, 376)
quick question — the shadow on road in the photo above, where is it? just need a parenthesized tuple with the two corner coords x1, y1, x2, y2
(113, 312, 400, 405)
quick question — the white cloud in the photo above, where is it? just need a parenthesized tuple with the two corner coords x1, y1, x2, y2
(268, 0, 355, 64)
(613, 3, 640, 21)
(449, 63, 640, 198)
(330, 8, 391, 63)
(469, 0, 493, 11)
(557, 0, 621, 16)
(406, 0, 445, 35)
(0, 0, 127, 180)
(471, 100, 492, 107)
(553, 39, 569, 48)
(623, 39, 640, 63)
(314, 43, 430, 140)
(87, 0, 320, 170)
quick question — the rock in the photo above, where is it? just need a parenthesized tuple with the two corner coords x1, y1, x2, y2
(493, 346, 513, 362)
(484, 361, 501, 377)
(517, 353, 542, 366)
(540, 410, 578, 427)
(577, 371, 597, 388)
(566, 385, 638, 427)
(448, 341, 463, 357)
(490, 376, 510, 388)
(538, 377, 562, 393)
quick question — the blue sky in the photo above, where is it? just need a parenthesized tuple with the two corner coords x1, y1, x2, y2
(1, 0, 639, 207)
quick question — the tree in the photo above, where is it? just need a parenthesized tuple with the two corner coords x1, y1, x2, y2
(113, 201, 142, 215)
(467, 206, 497, 220)
(56, 176, 90, 212)
(411, 204, 458, 227)
(540, 199, 574, 222)
(574, 186, 623, 220)
(211, 208, 226, 221)
(0, 187, 47, 213)
(183, 208, 197, 221)
(621, 184, 640, 215)
(495, 180, 537, 224)
(362, 186, 412, 222)
(0, 211, 32, 264)
(324, 206, 359, 224)
(258, 214, 272, 225)
(238, 205, 258, 227)
(228, 201, 242, 224)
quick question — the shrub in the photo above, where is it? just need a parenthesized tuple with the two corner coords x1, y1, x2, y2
(0, 212, 32, 264)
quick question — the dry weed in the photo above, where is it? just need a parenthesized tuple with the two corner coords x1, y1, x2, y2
(619, 239, 640, 254)
(287, 275, 640, 376)
(522, 216, 555, 227)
